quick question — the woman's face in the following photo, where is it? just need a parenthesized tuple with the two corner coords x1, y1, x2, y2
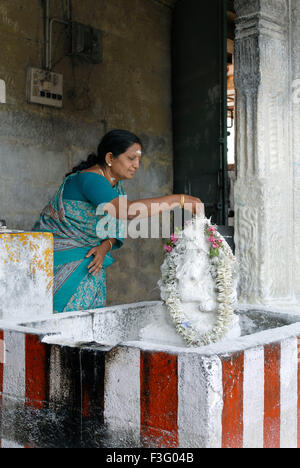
(108, 143, 142, 181)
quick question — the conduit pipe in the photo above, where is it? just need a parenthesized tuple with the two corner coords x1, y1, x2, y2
(44, 0, 50, 69)
(44, 0, 72, 70)
(49, 17, 69, 70)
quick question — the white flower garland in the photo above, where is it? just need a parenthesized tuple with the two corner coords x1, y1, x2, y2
(159, 218, 237, 347)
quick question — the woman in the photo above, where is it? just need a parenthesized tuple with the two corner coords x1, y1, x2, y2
(33, 129, 203, 313)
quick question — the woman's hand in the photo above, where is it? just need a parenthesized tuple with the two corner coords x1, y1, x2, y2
(86, 244, 108, 276)
(182, 195, 205, 217)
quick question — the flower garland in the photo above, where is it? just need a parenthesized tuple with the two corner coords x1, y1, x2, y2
(160, 218, 237, 347)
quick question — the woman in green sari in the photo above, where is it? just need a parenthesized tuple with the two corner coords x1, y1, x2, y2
(34, 129, 203, 313)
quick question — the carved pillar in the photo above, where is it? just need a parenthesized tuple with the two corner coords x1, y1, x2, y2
(234, 0, 295, 306)
(291, 0, 300, 301)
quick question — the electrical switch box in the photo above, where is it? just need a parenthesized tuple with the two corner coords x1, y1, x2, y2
(26, 68, 63, 108)
(71, 22, 102, 64)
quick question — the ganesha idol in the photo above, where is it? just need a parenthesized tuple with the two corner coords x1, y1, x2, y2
(139, 216, 241, 347)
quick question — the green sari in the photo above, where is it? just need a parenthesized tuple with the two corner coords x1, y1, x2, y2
(33, 173, 126, 313)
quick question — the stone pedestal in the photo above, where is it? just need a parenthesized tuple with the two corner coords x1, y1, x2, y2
(234, 0, 298, 308)
(1, 302, 300, 448)
(0, 232, 53, 321)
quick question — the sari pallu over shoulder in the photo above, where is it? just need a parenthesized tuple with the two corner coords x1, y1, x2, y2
(33, 173, 126, 313)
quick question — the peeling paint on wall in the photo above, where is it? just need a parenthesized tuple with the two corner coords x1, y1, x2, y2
(0, 232, 53, 320)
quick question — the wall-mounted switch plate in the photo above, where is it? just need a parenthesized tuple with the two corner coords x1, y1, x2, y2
(26, 68, 63, 108)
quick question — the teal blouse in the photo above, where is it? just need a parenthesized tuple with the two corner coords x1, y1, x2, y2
(63, 172, 120, 206)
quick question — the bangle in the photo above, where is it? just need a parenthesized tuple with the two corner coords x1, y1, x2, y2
(108, 239, 113, 250)
(180, 194, 185, 209)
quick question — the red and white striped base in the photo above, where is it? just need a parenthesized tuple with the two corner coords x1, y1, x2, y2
(104, 339, 300, 448)
(0, 328, 300, 448)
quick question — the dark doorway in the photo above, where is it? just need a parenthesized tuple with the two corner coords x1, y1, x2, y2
(172, 0, 234, 246)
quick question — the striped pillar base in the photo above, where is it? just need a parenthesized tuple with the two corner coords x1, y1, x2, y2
(0, 329, 299, 448)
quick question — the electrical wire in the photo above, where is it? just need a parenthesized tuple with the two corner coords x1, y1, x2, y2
(61, 0, 71, 21)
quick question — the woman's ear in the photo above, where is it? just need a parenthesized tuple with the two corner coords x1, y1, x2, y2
(105, 152, 113, 167)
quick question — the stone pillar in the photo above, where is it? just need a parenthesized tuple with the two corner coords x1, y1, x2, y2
(291, 0, 300, 301)
(234, 0, 297, 307)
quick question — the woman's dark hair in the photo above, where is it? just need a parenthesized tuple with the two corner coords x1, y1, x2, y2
(66, 129, 142, 176)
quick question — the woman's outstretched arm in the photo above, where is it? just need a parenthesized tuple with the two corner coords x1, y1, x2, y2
(103, 194, 204, 220)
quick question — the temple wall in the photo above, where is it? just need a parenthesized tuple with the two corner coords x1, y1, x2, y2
(0, 0, 173, 305)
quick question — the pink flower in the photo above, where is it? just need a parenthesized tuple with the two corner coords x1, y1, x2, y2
(208, 236, 215, 243)
(208, 226, 216, 233)
(170, 234, 179, 244)
(212, 243, 219, 249)
(164, 245, 173, 253)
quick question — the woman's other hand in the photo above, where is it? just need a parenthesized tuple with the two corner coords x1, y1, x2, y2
(86, 244, 107, 276)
